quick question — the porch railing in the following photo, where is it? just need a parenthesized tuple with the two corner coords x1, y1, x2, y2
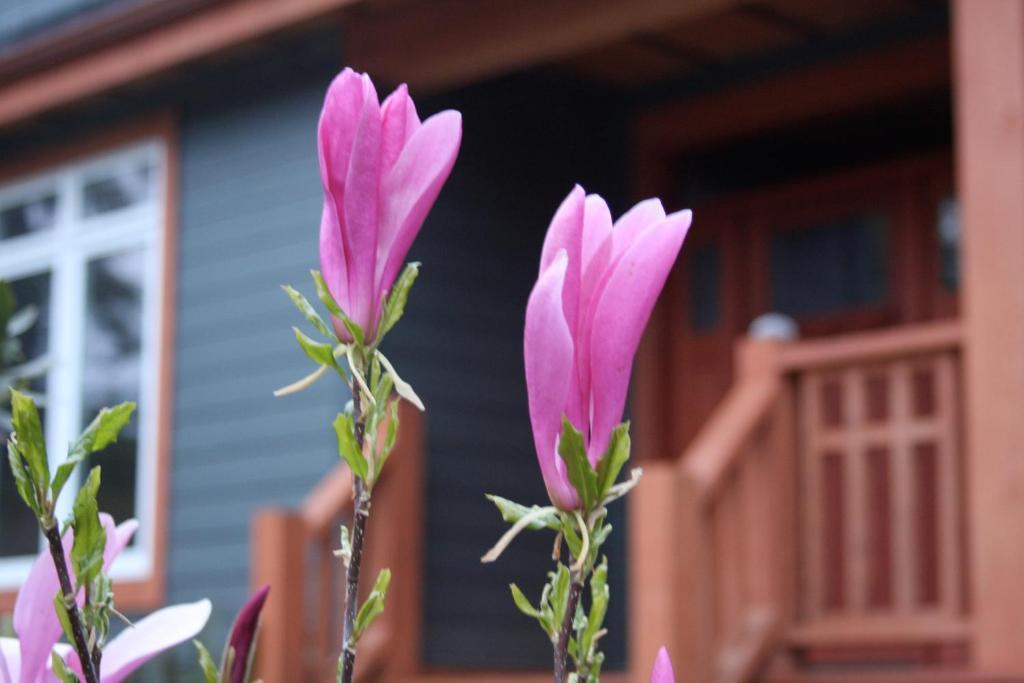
(251, 403, 424, 683)
(631, 321, 967, 683)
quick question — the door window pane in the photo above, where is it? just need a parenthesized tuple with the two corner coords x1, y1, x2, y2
(82, 161, 153, 217)
(0, 190, 57, 239)
(770, 212, 889, 317)
(690, 243, 722, 331)
(1, 271, 51, 557)
(82, 250, 143, 532)
(937, 195, 959, 292)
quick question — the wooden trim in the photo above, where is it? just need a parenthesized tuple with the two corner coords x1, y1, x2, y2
(344, 0, 739, 93)
(0, 113, 177, 612)
(636, 36, 950, 158)
(0, 0, 361, 130)
(778, 321, 962, 372)
(787, 615, 971, 647)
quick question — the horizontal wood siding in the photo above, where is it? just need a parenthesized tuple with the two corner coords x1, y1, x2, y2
(0, 0, 118, 46)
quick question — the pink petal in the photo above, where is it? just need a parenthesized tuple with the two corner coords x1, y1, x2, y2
(612, 198, 666, 260)
(317, 68, 366, 198)
(524, 251, 579, 510)
(0, 637, 18, 683)
(319, 200, 352, 340)
(376, 109, 462, 305)
(341, 74, 383, 335)
(650, 646, 675, 683)
(226, 585, 270, 683)
(93, 600, 211, 683)
(380, 84, 420, 172)
(13, 515, 136, 683)
(588, 210, 691, 462)
(574, 194, 614, 426)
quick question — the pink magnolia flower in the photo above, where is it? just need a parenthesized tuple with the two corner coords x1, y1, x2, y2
(318, 68, 462, 342)
(224, 585, 270, 683)
(0, 514, 210, 683)
(524, 186, 691, 509)
(650, 646, 675, 683)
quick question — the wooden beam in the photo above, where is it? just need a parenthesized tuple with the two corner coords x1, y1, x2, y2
(0, 0, 360, 129)
(637, 35, 950, 155)
(953, 0, 1024, 674)
(343, 0, 738, 92)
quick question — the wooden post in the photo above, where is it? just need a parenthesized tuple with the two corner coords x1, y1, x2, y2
(251, 510, 307, 682)
(953, 0, 1024, 672)
(629, 462, 680, 683)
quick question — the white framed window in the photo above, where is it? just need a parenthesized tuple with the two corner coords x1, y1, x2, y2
(0, 139, 167, 589)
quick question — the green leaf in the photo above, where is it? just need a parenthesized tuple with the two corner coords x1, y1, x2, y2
(282, 284, 333, 339)
(51, 650, 80, 683)
(595, 422, 630, 500)
(551, 563, 571, 636)
(193, 640, 221, 683)
(509, 583, 543, 619)
(311, 271, 365, 346)
(558, 417, 596, 510)
(562, 514, 583, 559)
(377, 262, 419, 341)
(352, 568, 391, 642)
(333, 413, 368, 480)
(376, 351, 423, 411)
(581, 557, 609, 659)
(486, 495, 560, 531)
(54, 402, 136, 499)
(10, 389, 48, 494)
(71, 467, 106, 589)
(8, 438, 40, 516)
(292, 327, 338, 368)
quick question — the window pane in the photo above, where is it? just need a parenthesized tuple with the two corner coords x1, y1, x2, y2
(82, 161, 153, 217)
(690, 243, 721, 331)
(0, 191, 57, 239)
(1, 271, 51, 557)
(937, 195, 959, 292)
(82, 251, 143, 532)
(770, 212, 889, 317)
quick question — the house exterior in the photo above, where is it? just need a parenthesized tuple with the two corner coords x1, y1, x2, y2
(1, 1, 1023, 682)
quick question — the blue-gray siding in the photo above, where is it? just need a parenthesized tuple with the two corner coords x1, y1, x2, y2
(0, 0, 124, 47)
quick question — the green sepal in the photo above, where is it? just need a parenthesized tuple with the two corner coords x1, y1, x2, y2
(10, 389, 48, 496)
(53, 593, 76, 647)
(281, 284, 333, 340)
(333, 413, 368, 481)
(594, 422, 630, 500)
(550, 563, 571, 639)
(51, 651, 80, 683)
(558, 417, 596, 510)
(562, 517, 583, 559)
(311, 270, 364, 347)
(352, 568, 391, 642)
(376, 262, 419, 342)
(70, 466, 106, 590)
(486, 495, 560, 531)
(374, 400, 399, 481)
(8, 438, 40, 516)
(54, 402, 136, 499)
(292, 327, 338, 369)
(193, 640, 220, 683)
(580, 557, 609, 663)
(509, 583, 543, 619)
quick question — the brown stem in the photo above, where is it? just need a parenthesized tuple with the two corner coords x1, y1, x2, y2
(44, 523, 99, 683)
(554, 570, 583, 683)
(339, 385, 371, 683)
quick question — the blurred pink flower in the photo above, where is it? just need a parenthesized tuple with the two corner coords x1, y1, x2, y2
(650, 646, 675, 683)
(525, 186, 691, 509)
(318, 68, 462, 342)
(0, 514, 210, 683)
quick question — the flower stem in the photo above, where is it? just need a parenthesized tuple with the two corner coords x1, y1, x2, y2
(553, 569, 583, 683)
(43, 522, 99, 683)
(339, 385, 371, 683)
